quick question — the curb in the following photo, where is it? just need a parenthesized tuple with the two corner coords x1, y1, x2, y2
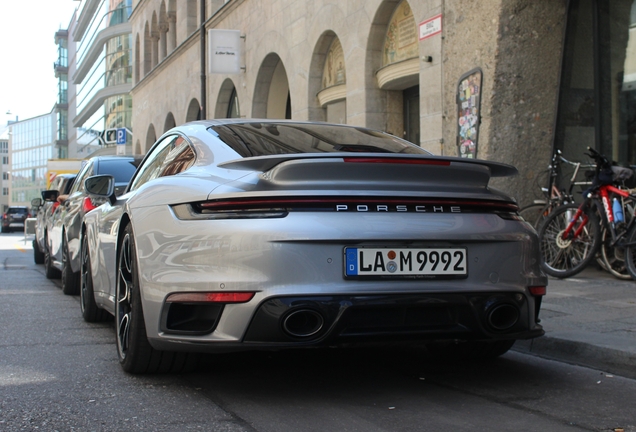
(513, 335, 636, 380)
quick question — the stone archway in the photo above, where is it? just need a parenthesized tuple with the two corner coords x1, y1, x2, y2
(253, 53, 291, 119)
(312, 34, 347, 124)
(164, 112, 176, 132)
(185, 99, 201, 122)
(145, 124, 157, 154)
(215, 79, 240, 118)
(366, 0, 419, 140)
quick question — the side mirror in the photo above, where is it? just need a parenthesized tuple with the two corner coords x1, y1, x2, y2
(41, 190, 59, 202)
(85, 175, 116, 204)
(31, 198, 43, 208)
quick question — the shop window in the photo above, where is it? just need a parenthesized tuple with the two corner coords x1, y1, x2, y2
(556, 0, 636, 168)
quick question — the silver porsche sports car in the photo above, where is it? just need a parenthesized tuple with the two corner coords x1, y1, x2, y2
(80, 120, 546, 374)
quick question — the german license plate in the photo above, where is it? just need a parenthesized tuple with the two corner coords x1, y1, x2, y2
(344, 247, 467, 278)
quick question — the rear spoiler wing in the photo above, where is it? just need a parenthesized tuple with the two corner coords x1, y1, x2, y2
(218, 153, 518, 177)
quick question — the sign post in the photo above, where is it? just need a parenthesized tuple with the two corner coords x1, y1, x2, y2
(116, 127, 127, 155)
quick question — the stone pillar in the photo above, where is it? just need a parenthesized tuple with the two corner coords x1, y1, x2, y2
(167, 13, 177, 53)
(152, 34, 159, 69)
(159, 23, 168, 61)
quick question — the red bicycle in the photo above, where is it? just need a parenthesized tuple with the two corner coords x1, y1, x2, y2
(538, 147, 635, 279)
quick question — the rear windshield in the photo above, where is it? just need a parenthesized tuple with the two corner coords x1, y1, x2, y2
(97, 159, 138, 183)
(209, 122, 430, 157)
(7, 208, 28, 214)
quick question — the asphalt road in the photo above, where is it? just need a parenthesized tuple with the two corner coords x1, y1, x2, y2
(1, 232, 635, 431)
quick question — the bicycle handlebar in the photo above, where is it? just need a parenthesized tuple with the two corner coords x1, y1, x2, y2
(552, 153, 594, 170)
(585, 146, 612, 169)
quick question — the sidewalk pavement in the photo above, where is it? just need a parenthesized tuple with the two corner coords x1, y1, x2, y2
(513, 265, 636, 380)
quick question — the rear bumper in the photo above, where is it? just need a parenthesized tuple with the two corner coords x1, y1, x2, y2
(150, 292, 544, 352)
(2, 221, 26, 228)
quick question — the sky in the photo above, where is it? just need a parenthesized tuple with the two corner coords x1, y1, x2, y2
(0, 0, 80, 124)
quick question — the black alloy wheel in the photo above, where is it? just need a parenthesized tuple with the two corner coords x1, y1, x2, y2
(33, 239, 45, 264)
(62, 236, 80, 295)
(115, 223, 197, 374)
(44, 235, 61, 280)
(80, 233, 109, 322)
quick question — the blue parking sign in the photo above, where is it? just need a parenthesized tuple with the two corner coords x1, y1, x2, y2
(116, 128, 126, 145)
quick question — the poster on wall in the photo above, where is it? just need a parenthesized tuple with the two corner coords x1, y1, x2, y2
(457, 68, 482, 158)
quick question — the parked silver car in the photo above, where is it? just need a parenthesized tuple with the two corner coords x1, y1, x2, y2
(81, 119, 547, 374)
(33, 173, 77, 266)
(47, 156, 140, 295)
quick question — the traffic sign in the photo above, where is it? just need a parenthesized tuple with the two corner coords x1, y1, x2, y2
(116, 128, 127, 145)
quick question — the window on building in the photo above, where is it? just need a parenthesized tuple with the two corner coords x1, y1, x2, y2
(556, 0, 636, 168)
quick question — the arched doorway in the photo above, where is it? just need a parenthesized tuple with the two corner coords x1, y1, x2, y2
(314, 35, 347, 124)
(185, 99, 201, 122)
(215, 79, 241, 118)
(164, 112, 176, 132)
(368, 1, 420, 143)
(253, 53, 291, 119)
(145, 124, 157, 153)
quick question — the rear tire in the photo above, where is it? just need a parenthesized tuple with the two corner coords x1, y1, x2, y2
(44, 236, 61, 280)
(80, 234, 109, 322)
(62, 237, 80, 295)
(539, 203, 601, 278)
(116, 223, 197, 374)
(33, 239, 45, 264)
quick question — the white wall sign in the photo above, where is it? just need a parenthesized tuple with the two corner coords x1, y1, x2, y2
(209, 29, 242, 74)
(419, 14, 442, 40)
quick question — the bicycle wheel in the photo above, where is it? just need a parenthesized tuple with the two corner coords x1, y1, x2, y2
(519, 203, 547, 229)
(539, 203, 601, 278)
(599, 228, 631, 280)
(624, 223, 636, 280)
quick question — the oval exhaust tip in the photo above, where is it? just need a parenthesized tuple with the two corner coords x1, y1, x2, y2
(282, 309, 325, 338)
(487, 303, 520, 331)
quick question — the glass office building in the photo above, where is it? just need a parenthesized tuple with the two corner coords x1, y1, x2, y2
(73, 0, 133, 150)
(9, 114, 56, 206)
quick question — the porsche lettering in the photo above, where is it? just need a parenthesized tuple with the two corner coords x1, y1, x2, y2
(335, 204, 462, 213)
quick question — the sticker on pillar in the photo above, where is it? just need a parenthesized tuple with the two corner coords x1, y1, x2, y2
(457, 68, 482, 159)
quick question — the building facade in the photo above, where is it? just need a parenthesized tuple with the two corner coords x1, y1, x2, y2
(69, 0, 134, 156)
(0, 126, 9, 212)
(128, 0, 636, 205)
(54, 29, 70, 159)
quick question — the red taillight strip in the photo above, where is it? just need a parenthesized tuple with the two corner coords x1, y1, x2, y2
(343, 158, 451, 166)
(165, 292, 255, 303)
(529, 286, 546, 296)
(199, 197, 518, 211)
